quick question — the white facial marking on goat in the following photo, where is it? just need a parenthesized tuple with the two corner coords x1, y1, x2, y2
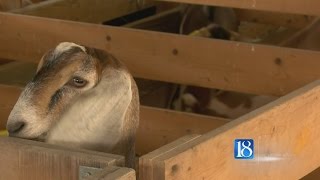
(47, 70, 132, 151)
(8, 83, 49, 138)
(54, 42, 86, 57)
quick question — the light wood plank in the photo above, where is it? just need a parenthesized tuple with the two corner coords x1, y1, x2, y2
(159, 0, 320, 16)
(235, 9, 314, 29)
(139, 134, 201, 180)
(11, 0, 154, 23)
(0, 84, 230, 154)
(138, 106, 228, 155)
(87, 166, 136, 180)
(0, 137, 123, 180)
(139, 80, 320, 179)
(1, 13, 320, 95)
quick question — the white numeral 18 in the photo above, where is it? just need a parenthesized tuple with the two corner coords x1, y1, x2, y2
(236, 141, 253, 158)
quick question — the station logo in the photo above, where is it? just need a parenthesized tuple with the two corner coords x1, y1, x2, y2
(234, 139, 254, 159)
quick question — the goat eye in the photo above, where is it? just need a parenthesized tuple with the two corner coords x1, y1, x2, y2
(69, 77, 87, 88)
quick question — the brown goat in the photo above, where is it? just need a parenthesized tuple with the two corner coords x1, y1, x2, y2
(6, 42, 139, 169)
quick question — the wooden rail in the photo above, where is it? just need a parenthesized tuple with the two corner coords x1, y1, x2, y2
(234, 9, 314, 29)
(11, 0, 154, 23)
(1, 13, 320, 96)
(0, 137, 124, 180)
(86, 166, 136, 180)
(139, 80, 320, 179)
(158, 0, 320, 16)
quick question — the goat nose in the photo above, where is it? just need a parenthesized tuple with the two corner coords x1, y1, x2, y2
(7, 121, 25, 135)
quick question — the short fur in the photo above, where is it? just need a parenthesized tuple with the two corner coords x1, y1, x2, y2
(6, 42, 139, 169)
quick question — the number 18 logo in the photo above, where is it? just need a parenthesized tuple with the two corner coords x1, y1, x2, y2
(234, 139, 254, 159)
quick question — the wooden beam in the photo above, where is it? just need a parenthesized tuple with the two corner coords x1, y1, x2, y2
(0, 84, 229, 155)
(125, 7, 181, 32)
(158, 0, 320, 16)
(234, 9, 314, 29)
(0, 85, 21, 129)
(1, 13, 320, 96)
(138, 106, 228, 155)
(244, 14, 311, 29)
(139, 80, 320, 179)
(10, 0, 154, 23)
(88, 166, 136, 180)
(0, 61, 36, 86)
(0, 137, 123, 180)
(139, 134, 201, 180)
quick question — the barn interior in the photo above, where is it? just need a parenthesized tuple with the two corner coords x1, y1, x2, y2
(0, 0, 320, 179)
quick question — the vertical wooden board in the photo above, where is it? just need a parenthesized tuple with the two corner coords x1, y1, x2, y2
(144, 80, 320, 179)
(0, 137, 124, 180)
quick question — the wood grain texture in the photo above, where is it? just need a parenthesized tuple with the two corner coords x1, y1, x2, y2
(139, 80, 320, 179)
(1, 13, 320, 95)
(0, 85, 21, 129)
(87, 166, 136, 180)
(138, 106, 228, 155)
(234, 9, 314, 29)
(0, 137, 124, 180)
(159, 0, 320, 16)
(11, 0, 154, 23)
(139, 134, 201, 180)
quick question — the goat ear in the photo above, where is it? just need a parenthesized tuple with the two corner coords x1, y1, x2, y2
(36, 54, 46, 72)
(37, 49, 54, 72)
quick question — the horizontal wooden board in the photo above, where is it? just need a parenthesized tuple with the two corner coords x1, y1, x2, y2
(87, 166, 136, 180)
(138, 106, 228, 154)
(1, 13, 320, 95)
(159, 0, 320, 16)
(139, 80, 320, 179)
(0, 85, 21, 129)
(0, 84, 229, 154)
(11, 0, 154, 23)
(0, 137, 123, 180)
(125, 7, 181, 32)
(235, 9, 314, 29)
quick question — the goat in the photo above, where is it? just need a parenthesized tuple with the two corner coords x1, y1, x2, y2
(170, 7, 272, 119)
(6, 42, 139, 169)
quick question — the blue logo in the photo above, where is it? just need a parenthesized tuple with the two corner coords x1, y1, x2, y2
(234, 139, 254, 159)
